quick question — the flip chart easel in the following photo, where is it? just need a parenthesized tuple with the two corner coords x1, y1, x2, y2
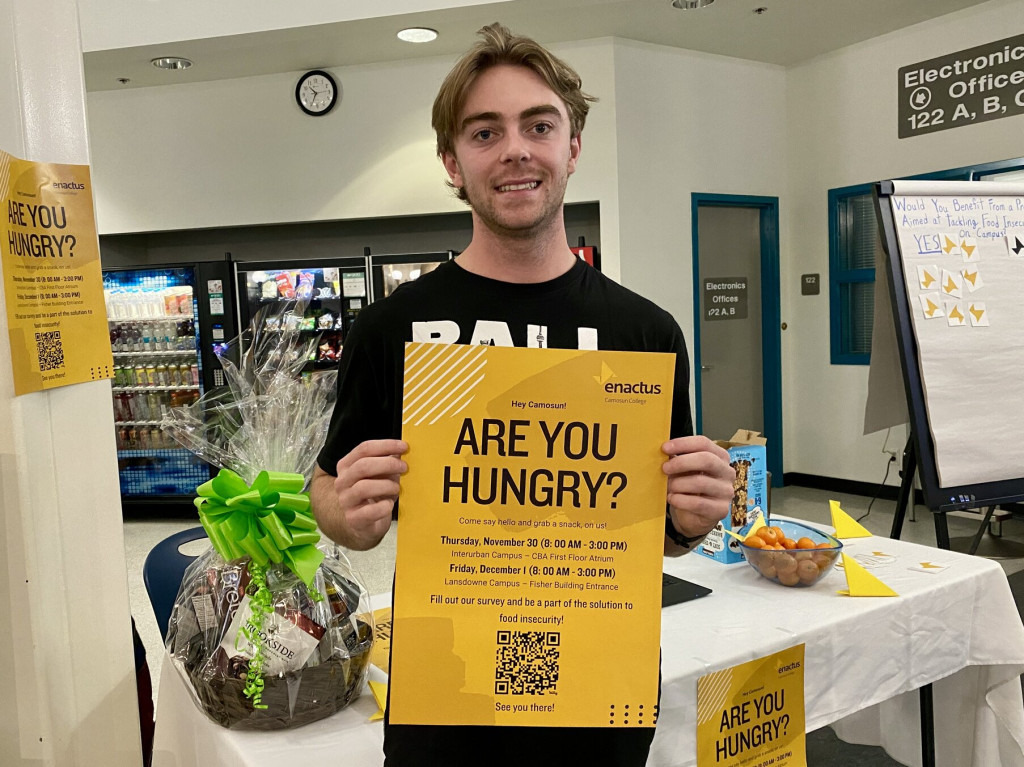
(874, 179, 1024, 550)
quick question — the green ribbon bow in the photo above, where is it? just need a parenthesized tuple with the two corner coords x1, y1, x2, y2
(194, 468, 324, 590)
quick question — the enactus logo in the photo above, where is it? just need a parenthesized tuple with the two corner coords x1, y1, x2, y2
(592, 361, 663, 395)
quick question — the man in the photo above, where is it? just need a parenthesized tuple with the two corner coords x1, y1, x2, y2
(311, 22, 735, 766)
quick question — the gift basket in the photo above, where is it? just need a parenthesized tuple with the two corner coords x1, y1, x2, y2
(162, 302, 374, 730)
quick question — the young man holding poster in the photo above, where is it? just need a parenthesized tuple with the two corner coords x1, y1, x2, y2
(311, 22, 734, 766)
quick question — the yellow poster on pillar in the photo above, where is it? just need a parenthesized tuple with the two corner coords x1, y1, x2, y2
(390, 342, 675, 727)
(1, 149, 113, 395)
(697, 644, 806, 767)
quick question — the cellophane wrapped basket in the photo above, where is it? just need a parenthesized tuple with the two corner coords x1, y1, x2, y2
(162, 301, 373, 730)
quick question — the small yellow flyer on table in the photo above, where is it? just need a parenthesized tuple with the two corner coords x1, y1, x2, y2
(390, 342, 675, 727)
(697, 644, 806, 767)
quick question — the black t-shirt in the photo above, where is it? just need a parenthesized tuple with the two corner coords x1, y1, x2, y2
(317, 258, 692, 475)
(316, 258, 692, 766)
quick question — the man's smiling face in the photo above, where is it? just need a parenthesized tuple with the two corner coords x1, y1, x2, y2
(443, 64, 581, 241)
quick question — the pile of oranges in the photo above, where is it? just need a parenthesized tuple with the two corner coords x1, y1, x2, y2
(740, 525, 840, 587)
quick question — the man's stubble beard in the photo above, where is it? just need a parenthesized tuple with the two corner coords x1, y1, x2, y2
(460, 163, 571, 242)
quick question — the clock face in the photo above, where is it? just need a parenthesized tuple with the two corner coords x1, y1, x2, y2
(296, 71, 337, 116)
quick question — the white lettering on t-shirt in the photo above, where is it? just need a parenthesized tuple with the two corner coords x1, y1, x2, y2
(527, 325, 548, 348)
(470, 320, 514, 347)
(412, 320, 460, 344)
(409, 320, 599, 349)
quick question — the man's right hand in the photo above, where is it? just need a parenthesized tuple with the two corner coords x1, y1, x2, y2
(311, 439, 408, 550)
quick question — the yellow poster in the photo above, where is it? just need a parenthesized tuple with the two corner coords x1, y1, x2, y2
(390, 342, 675, 727)
(697, 644, 806, 767)
(1, 149, 113, 395)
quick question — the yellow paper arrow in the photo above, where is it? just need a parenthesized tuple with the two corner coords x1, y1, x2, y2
(949, 305, 964, 322)
(944, 275, 958, 293)
(871, 551, 893, 557)
(924, 298, 939, 317)
(837, 554, 899, 597)
(969, 305, 985, 322)
(921, 271, 936, 288)
(830, 500, 872, 538)
(943, 235, 958, 254)
(961, 240, 976, 257)
(722, 515, 766, 542)
(919, 562, 942, 569)
(963, 270, 977, 286)
(369, 680, 388, 721)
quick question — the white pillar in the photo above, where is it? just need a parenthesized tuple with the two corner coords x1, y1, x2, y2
(0, 0, 143, 764)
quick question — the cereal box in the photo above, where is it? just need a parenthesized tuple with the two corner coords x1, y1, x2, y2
(695, 430, 769, 564)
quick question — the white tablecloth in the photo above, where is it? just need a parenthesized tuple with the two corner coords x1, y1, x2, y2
(153, 534, 1024, 767)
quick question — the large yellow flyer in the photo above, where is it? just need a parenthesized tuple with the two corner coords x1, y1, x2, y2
(390, 342, 675, 727)
(1, 149, 113, 395)
(697, 645, 806, 767)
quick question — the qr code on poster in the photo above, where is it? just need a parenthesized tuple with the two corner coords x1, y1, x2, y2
(494, 630, 559, 695)
(35, 331, 64, 371)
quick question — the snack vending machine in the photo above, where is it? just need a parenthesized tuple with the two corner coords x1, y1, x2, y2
(102, 262, 237, 504)
(234, 257, 370, 373)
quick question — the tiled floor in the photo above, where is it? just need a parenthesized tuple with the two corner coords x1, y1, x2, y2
(123, 484, 1024, 761)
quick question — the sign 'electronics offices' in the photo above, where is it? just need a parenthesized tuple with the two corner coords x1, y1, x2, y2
(899, 33, 1024, 139)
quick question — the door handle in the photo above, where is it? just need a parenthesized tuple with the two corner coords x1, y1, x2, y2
(701, 365, 713, 371)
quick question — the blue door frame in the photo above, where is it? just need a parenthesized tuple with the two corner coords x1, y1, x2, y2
(691, 193, 783, 487)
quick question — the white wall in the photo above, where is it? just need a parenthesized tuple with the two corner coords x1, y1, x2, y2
(785, 0, 1024, 483)
(1, 0, 142, 763)
(87, 39, 623, 277)
(611, 40, 787, 424)
(86, 0, 1024, 485)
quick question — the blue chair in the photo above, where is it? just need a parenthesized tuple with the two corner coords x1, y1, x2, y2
(143, 526, 209, 639)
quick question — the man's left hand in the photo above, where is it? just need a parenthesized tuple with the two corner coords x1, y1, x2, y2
(662, 435, 735, 540)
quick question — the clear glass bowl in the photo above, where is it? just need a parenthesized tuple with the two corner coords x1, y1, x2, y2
(739, 519, 843, 587)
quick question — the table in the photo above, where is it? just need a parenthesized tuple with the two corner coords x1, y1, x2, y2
(152, 533, 1024, 767)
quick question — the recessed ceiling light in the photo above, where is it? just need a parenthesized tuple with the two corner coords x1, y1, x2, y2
(151, 56, 193, 70)
(671, 0, 715, 8)
(397, 27, 438, 43)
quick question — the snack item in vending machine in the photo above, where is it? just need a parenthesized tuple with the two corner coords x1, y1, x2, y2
(177, 286, 194, 316)
(275, 272, 295, 299)
(296, 272, 315, 300)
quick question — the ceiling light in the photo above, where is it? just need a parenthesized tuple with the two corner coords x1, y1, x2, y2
(151, 56, 193, 70)
(671, 0, 715, 8)
(397, 27, 438, 43)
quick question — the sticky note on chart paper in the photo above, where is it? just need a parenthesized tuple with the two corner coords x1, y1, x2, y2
(829, 500, 872, 538)
(837, 554, 898, 597)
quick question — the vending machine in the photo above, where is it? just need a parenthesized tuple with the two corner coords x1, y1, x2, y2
(102, 262, 236, 505)
(234, 256, 370, 372)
